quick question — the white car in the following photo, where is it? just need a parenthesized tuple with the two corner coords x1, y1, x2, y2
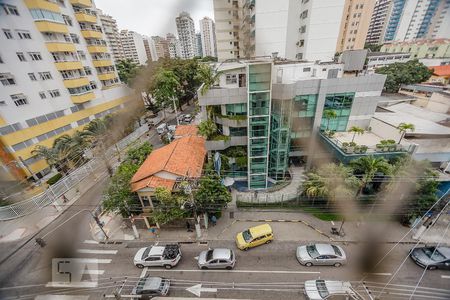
(296, 243, 347, 267)
(304, 280, 361, 300)
(133, 244, 181, 269)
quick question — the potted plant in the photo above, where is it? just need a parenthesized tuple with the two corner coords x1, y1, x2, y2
(342, 142, 349, 153)
(387, 139, 396, 151)
(354, 145, 361, 154)
(360, 145, 368, 153)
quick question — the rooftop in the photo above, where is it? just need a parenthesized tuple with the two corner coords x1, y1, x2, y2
(174, 125, 198, 137)
(430, 65, 450, 77)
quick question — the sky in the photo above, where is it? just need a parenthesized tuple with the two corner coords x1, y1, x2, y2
(94, 0, 214, 37)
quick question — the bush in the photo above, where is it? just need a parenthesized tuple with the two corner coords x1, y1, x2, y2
(46, 173, 62, 185)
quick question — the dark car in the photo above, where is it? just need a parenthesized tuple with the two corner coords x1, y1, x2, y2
(131, 276, 170, 299)
(410, 246, 450, 270)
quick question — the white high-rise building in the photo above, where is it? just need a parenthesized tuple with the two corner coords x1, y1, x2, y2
(98, 11, 124, 63)
(119, 30, 148, 65)
(0, 0, 132, 180)
(166, 33, 181, 59)
(427, 0, 450, 40)
(175, 12, 197, 59)
(365, 0, 393, 45)
(199, 17, 217, 57)
(196, 32, 203, 57)
(143, 36, 157, 62)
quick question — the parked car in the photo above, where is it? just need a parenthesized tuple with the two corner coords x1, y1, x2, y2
(156, 123, 167, 134)
(196, 248, 236, 270)
(177, 114, 185, 123)
(410, 246, 450, 270)
(133, 244, 181, 269)
(183, 114, 193, 123)
(168, 124, 177, 132)
(131, 276, 170, 299)
(236, 223, 273, 251)
(304, 280, 360, 300)
(296, 243, 347, 267)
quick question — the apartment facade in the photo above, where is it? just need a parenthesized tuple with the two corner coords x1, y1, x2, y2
(213, 0, 242, 61)
(175, 12, 197, 59)
(365, 0, 393, 45)
(143, 36, 157, 62)
(166, 33, 181, 59)
(380, 39, 450, 59)
(196, 32, 203, 57)
(119, 30, 148, 65)
(427, 0, 450, 40)
(199, 17, 217, 58)
(0, 0, 132, 180)
(198, 59, 386, 189)
(98, 11, 123, 63)
(336, 0, 376, 52)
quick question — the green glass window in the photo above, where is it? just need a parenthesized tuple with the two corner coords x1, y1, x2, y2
(229, 127, 247, 136)
(226, 103, 247, 116)
(320, 92, 355, 131)
(294, 94, 317, 118)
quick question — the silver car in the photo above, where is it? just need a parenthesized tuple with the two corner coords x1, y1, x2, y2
(410, 246, 450, 270)
(196, 248, 236, 270)
(296, 243, 347, 267)
(131, 276, 170, 299)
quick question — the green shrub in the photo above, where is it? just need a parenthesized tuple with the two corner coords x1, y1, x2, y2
(47, 173, 62, 185)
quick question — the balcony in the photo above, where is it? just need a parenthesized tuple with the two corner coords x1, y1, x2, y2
(54, 61, 83, 71)
(92, 59, 113, 67)
(46, 42, 76, 52)
(81, 30, 102, 39)
(205, 136, 247, 151)
(71, 92, 95, 104)
(70, 0, 92, 7)
(24, 0, 59, 12)
(198, 86, 247, 106)
(35, 21, 68, 34)
(214, 115, 247, 127)
(87, 45, 108, 53)
(98, 72, 116, 81)
(63, 77, 90, 88)
(319, 131, 416, 164)
(75, 12, 97, 23)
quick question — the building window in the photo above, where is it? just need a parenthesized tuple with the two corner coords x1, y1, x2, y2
(0, 73, 15, 86)
(226, 74, 237, 84)
(62, 15, 72, 26)
(299, 26, 306, 33)
(1, 4, 19, 16)
(3, 29, 13, 39)
(39, 91, 46, 99)
(48, 89, 60, 98)
(28, 73, 37, 81)
(29, 9, 64, 23)
(303, 67, 311, 72)
(17, 30, 32, 39)
(89, 81, 97, 89)
(77, 51, 86, 60)
(28, 52, 42, 61)
(17, 52, 26, 61)
(11, 94, 28, 106)
(39, 72, 52, 80)
(301, 10, 308, 19)
(70, 33, 79, 44)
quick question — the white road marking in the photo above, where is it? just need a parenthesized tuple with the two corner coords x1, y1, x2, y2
(83, 269, 104, 275)
(82, 240, 99, 244)
(441, 275, 450, 279)
(45, 282, 97, 288)
(76, 258, 112, 264)
(35, 296, 90, 299)
(140, 267, 148, 278)
(156, 269, 320, 274)
(77, 249, 118, 255)
(331, 221, 335, 226)
(367, 272, 392, 276)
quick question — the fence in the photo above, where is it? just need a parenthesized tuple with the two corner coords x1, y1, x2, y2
(0, 124, 149, 221)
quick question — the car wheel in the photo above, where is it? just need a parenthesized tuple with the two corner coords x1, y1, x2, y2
(305, 262, 313, 267)
(136, 264, 144, 269)
(265, 240, 272, 244)
(334, 263, 342, 267)
(427, 265, 437, 270)
(164, 265, 172, 269)
(226, 266, 233, 270)
(201, 266, 208, 270)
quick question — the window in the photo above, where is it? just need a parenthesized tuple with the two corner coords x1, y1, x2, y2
(84, 67, 92, 75)
(77, 51, 86, 60)
(48, 89, 60, 98)
(29, 9, 64, 23)
(17, 52, 26, 61)
(298, 39, 305, 47)
(303, 67, 311, 72)
(3, 29, 13, 39)
(29, 52, 42, 61)
(1, 4, 19, 16)
(28, 73, 37, 81)
(62, 15, 72, 26)
(39, 72, 52, 80)
(0, 73, 15, 86)
(70, 33, 79, 44)
(17, 30, 32, 39)
(299, 25, 306, 33)
(301, 10, 308, 19)
(89, 81, 97, 89)
(226, 74, 237, 84)
(39, 91, 46, 99)
(11, 94, 28, 106)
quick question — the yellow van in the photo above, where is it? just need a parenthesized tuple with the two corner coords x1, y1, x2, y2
(236, 223, 274, 250)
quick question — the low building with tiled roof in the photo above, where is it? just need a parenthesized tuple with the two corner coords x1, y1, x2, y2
(130, 135, 206, 213)
(428, 65, 450, 85)
(174, 125, 199, 138)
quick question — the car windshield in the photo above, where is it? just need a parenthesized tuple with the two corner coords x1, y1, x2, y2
(206, 250, 214, 261)
(158, 280, 166, 292)
(423, 248, 446, 261)
(306, 245, 320, 258)
(242, 230, 253, 242)
(332, 245, 342, 257)
(142, 247, 151, 259)
(316, 280, 329, 299)
(135, 278, 146, 294)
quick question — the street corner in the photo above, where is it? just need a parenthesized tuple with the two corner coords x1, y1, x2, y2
(0, 227, 28, 243)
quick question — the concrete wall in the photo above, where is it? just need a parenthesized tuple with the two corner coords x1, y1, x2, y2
(369, 117, 402, 141)
(426, 92, 450, 114)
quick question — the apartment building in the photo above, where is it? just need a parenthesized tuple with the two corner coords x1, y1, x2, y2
(199, 17, 217, 58)
(198, 59, 386, 189)
(365, 0, 393, 45)
(151, 35, 170, 60)
(98, 10, 123, 63)
(336, 0, 376, 52)
(196, 32, 203, 57)
(175, 12, 197, 59)
(427, 0, 450, 40)
(119, 30, 148, 65)
(166, 33, 181, 59)
(380, 39, 450, 59)
(143, 36, 157, 62)
(0, 0, 132, 180)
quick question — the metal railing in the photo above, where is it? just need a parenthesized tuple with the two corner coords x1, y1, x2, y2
(0, 124, 149, 221)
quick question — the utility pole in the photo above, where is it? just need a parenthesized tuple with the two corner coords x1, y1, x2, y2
(172, 97, 180, 125)
(91, 212, 109, 240)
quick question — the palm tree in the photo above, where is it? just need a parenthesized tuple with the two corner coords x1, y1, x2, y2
(348, 126, 365, 143)
(323, 110, 337, 131)
(195, 64, 222, 96)
(31, 145, 58, 170)
(198, 120, 217, 140)
(350, 156, 391, 196)
(397, 123, 415, 144)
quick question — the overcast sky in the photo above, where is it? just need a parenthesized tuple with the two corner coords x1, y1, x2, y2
(94, 0, 214, 37)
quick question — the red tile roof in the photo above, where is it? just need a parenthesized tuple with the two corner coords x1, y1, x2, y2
(174, 125, 199, 137)
(130, 135, 206, 192)
(430, 65, 450, 77)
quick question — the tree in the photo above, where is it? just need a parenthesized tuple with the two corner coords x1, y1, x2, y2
(125, 142, 152, 165)
(31, 145, 58, 171)
(151, 187, 187, 225)
(397, 123, 415, 144)
(151, 70, 180, 114)
(195, 64, 222, 96)
(375, 59, 433, 93)
(323, 110, 337, 131)
(348, 126, 364, 143)
(350, 156, 391, 196)
(364, 43, 382, 52)
(116, 59, 139, 85)
(194, 174, 232, 210)
(198, 120, 217, 139)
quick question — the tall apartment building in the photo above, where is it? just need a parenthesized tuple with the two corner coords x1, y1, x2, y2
(213, 0, 241, 61)
(199, 17, 217, 57)
(98, 10, 123, 63)
(0, 0, 132, 180)
(365, 0, 393, 45)
(175, 12, 197, 59)
(198, 59, 386, 189)
(166, 33, 181, 59)
(196, 32, 203, 57)
(336, 0, 376, 52)
(119, 30, 148, 65)
(143, 36, 157, 62)
(152, 35, 170, 60)
(427, 0, 450, 40)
